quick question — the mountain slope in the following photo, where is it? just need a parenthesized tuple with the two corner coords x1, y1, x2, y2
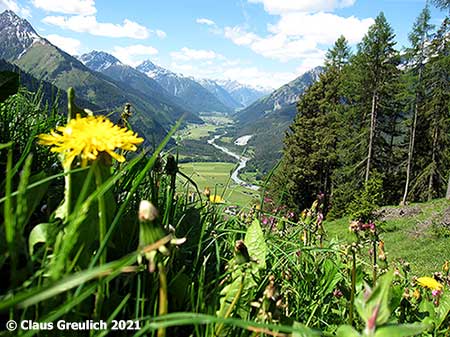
(137, 60, 231, 114)
(231, 67, 323, 173)
(0, 58, 99, 112)
(235, 67, 323, 124)
(80, 51, 202, 124)
(0, 10, 189, 143)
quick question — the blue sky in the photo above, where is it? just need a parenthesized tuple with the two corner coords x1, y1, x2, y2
(0, 0, 445, 88)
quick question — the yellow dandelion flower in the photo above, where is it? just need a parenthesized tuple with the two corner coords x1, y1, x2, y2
(416, 277, 444, 291)
(209, 195, 224, 203)
(38, 114, 143, 168)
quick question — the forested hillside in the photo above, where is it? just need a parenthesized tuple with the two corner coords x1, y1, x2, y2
(270, 9, 450, 217)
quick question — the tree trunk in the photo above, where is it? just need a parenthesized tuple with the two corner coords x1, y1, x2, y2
(402, 96, 419, 205)
(446, 171, 450, 199)
(365, 92, 378, 183)
(428, 125, 438, 201)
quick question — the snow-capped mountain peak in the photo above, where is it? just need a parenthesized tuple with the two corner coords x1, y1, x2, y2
(137, 60, 174, 78)
(79, 51, 121, 72)
(0, 10, 44, 59)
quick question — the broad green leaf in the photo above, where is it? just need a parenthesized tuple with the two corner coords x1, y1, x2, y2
(28, 223, 52, 255)
(375, 324, 427, 337)
(336, 325, 361, 337)
(355, 270, 393, 326)
(436, 291, 450, 329)
(244, 219, 267, 269)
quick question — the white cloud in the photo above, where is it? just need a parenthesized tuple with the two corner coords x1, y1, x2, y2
(221, 66, 295, 88)
(224, 26, 259, 46)
(42, 15, 150, 39)
(268, 12, 374, 44)
(111, 44, 158, 67)
(171, 47, 223, 61)
(196, 18, 216, 26)
(32, 0, 96, 15)
(223, 11, 373, 62)
(0, 0, 32, 18)
(169, 59, 293, 89)
(46, 34, 81, 55)
(248, 0, 356, 14)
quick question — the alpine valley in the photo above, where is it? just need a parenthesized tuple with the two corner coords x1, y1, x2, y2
(0, 9, 321, 176)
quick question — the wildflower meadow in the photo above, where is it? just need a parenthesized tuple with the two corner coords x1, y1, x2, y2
(0, 87, 449, 337)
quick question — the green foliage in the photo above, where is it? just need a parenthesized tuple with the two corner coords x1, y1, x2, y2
(348, 173, 384, 222)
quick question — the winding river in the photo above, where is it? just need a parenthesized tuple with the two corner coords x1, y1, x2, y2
(207, 134, 260, 191)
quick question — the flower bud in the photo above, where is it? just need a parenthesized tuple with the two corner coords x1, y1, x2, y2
(139, 200, 158, 222)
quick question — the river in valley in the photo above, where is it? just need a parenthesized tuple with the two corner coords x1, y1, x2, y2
(207, 134, 260, 191)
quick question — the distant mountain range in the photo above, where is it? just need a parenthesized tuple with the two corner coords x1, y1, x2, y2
(0, 9, 322, 168)
(0, 10, 184, 143)
(0, 9, 270, 146)
(217, 80, 272, 108)
(79, 51, 200, 124)
(136, 60, 234, 114)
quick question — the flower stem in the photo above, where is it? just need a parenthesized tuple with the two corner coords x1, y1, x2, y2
(349, 249, 356, 326)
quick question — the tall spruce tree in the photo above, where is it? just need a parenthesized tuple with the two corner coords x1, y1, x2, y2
(270, 36, 351, 213)
(356, 13, 401, 184)
(422, 18, 450, 200)
(330, 13, 403, 215)
(401, 5, 434, 204)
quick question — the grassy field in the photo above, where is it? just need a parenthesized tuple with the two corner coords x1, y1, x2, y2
(178, 162, 260, 207)
(324, 198, 450, 275)
(176, 115, 234, 141)
(176, 123, 219, 140)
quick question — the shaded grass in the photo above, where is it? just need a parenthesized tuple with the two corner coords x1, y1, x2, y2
(324, 198, 450, 275)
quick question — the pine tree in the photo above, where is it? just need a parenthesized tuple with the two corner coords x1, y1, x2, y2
(422, 18, 450, 200)
(401, 5, 434, 204)
(431, 0, 450, 10)
(270, 37, 351, 213)
(356, 13, 401, 183)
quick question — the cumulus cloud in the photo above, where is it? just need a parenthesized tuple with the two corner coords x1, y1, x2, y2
(248, 0, 356, 14)
(223, 11, 373, 62)
(32, 0, 96, 15)
(171, 47, 223, 61)
(111, 44, 158, 66)
(46, 34, 81, 55)
(0, 0, 32, 18)
(268, 12, 374, 44)
(224, 26, 259, 46)
(196, 18, 216, 26)
(42, 15, 150, 39)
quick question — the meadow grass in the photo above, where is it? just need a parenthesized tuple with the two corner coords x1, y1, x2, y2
(178, 162, 260, 207)
(324, 198, 450, 275)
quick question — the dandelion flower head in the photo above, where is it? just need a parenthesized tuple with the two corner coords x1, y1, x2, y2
(416, 277, 444, 291)
(209, 194, 224, 203)
(38, 114, 143, 168)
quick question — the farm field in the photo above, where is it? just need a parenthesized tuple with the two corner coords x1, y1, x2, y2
(178, 162, 260, 207)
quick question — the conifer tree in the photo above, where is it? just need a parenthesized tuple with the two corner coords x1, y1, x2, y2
(422, 18, 450, 200)
(355, 13, 401, 183)
(270, 36, 351, 213)
(401, 5, 434, 204)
